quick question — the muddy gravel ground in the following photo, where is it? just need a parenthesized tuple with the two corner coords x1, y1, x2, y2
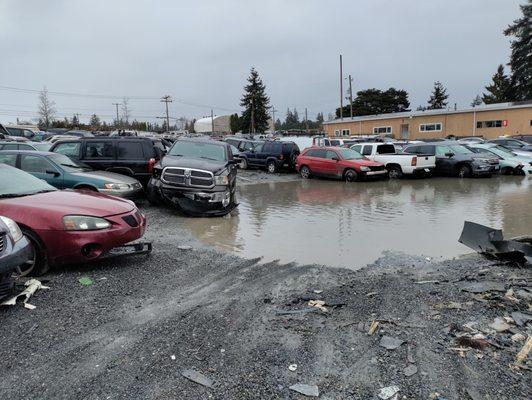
(1, 174, 531, 399)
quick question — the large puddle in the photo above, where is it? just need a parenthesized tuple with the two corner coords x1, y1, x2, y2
(185, 176, 532, 268)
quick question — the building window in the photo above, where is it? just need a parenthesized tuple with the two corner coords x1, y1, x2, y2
(419, 123, 442, 132)
(373, 126, 392, 134)
(341, 129, 350, 136)
(477, 120, 504, 128)
(334, 130, 340, 137)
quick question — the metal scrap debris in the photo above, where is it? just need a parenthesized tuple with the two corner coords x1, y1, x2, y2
(181, 369, 214, 388)
(378, 385, 400, 399)
(289, 383, 319, 397)
(459, 221, 532, 264)
(0, 279, 49, 309)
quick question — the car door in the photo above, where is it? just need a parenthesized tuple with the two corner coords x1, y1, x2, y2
(82, 140, 116, 171)
(324, 150, 341, 177)
(114, 140, 145, 179)
(20, 154, 64, 188)
(309, 149, 327, 175)
(249, 142, 265, 166)
(435, 145, 454, 174)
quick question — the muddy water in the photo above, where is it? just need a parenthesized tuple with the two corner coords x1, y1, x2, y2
(185, 176, 532, 268)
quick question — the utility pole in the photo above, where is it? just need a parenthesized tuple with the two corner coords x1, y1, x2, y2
(211, 109, 215, 134)
(271, 106, 276, 132)
(161, 95, 172, 132)
(305, 107, 309, 133)
(339, 54, 343, 120)
(112, 103, 120, 128)
(348, 74, 354, 119)
(251, 98, 255, 133)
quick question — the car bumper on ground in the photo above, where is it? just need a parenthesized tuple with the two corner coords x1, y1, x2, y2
(35, 210, 146, 266)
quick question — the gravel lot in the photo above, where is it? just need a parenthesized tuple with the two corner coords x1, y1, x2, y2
(0, 173, 531, 399)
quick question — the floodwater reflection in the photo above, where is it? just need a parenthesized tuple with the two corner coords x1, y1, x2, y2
(185, 176, 532, 268)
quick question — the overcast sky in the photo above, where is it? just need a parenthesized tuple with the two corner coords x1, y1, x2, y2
(0, 0, 523, 125)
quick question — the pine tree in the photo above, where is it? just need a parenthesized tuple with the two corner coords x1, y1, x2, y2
(470, 95, 483, 107)
(229, 113, 241, 134)
(240, 68, 270, 133)
(482, 65, 515, 104)
(71, 114, 79, 127)
(504, 0, 532, 100)
(90, 114, 101, 129)
(427, 81, 449, 109)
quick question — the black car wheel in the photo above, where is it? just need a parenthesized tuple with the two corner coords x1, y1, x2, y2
(267, 161, 277, 174)
(300, 166, 311, 179)
(458, 165, 472, 178)
(240, 158, 248, 170)
(344, 169, 358, 182)
(17, 228, 49, 276)
(387, 165, 403, 179)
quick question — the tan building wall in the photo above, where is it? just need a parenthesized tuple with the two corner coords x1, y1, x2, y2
(324, 106, 532, 140)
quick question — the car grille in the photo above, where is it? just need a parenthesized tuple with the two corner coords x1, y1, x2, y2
(162, 167, 214, 188)
(369, 165, 386, 171)
(0, 235, 5, 254)
(122, 215, 138, 227)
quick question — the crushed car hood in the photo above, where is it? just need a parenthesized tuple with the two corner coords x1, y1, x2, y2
(71, 170, 139, 184)
(160, 156, 227, 174)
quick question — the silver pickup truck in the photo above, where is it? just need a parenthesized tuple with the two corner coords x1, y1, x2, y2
(350, 142, 436, 178)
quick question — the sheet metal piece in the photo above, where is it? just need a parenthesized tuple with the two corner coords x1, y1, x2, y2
(459, 221, 532, 264)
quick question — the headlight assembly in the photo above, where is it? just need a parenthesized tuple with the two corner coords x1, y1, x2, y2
(360, 166, 371, 172)
(62, 216, 111, 231)
(104, 183, 130, 190)
(0, 216, 23, 242)
(215, 175, 229, 185)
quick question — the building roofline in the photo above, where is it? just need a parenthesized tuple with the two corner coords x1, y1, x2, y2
(323, 101, 532, 125)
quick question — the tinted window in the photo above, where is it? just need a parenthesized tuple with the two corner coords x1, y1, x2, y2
(362, 145, 373, 155)
(1, 143, 19, 150)
(0, 154, 17, 166)
(54, 142, 80, 158)
(404, 145, 434, 155)
(330, 140, 341, 146)
(242, 141, 255, 151)
(376, 144, 396, 154)
(21, 155, 52, 173)
(304, 149, 320, 157)
(85, 141, 115, 158)
(253, 143, 264, 152)
(117, 142, 144, 159)
(6, 127, 23, 137)
(307, 149, 326, 158)
(325, 150, 338, 159)
(282, 143, 294, 153)
(18, 144, 34, 150)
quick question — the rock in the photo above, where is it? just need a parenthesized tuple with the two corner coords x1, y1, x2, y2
(403, 364, 418, 377)
(378, 385, 400, 399)
(289, 383, 319, 397)
(461, 281, 505, 293)
(511, 333, 525, 343)
(181, 369, 213, 388)
(489, 317, 511, 332)
(379, 335, 404, 350)
(511, 311, 532, 327)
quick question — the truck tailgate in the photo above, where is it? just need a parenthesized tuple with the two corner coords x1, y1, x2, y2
(414, 154, 436, 168)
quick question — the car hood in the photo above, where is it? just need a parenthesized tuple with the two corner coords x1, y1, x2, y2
(160, 156, 227, 174)
(344, 158, 384, 167)
(0, 190, 135, 219)
(71, 170, 139, 184)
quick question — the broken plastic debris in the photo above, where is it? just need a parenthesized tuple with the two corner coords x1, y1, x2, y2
(289, 383, 319, 397)
(378, 385, 400, 399)
(379, 336, 404, 350)
(489, 317, 511, 332)
(288, 364, 297, 371)
(1, 279, 50, 308)
(308, 300, 327, 312)
(181, 369, 213, 388)
(170, 355, 176, 360)
(78, 277, 93, 286)
(313, 290, 323, 294)
(516, 336, 532, 364)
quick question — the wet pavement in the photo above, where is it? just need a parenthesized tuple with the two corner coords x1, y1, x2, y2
(185, 175, 532, 268)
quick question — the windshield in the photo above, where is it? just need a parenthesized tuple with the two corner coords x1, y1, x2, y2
(0, 165, 57, 197)
(449, 145, 473, 154)
(32, 143, 52, 151)
(48, 154, 90, 172)
(169, 141, 227, 162)
(492, 145, 516, 157)
(338, 148, 364, 160)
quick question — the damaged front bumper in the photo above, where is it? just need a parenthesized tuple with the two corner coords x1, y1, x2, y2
(459, 221, 532, 264)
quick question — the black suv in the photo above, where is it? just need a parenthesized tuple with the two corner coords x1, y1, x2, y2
(403, 141, 499, 177)
(240, 140, 300, 173)
(49, 137, 166, 186)
(147, 138, 239, 217)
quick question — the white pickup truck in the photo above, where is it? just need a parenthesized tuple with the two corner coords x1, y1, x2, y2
(350, 142, 436, 178)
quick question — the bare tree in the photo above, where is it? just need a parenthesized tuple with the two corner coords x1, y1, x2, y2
(38, 86, 56, 128)
(121, 97, 131, 128)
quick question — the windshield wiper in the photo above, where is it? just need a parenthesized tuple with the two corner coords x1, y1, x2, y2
(200, 156, 219, 161)
(61, 164, 82, 168)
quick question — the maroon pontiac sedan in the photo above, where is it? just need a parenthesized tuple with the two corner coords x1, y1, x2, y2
(0, 164, 147, 275)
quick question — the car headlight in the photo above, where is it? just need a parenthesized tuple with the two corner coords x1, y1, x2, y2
(360, 166, 371, 172)
(0, 216, 23, 242)
(215, 175, 229, 185)
(104, 183, 130, 190)
(62, 215, 111, 231)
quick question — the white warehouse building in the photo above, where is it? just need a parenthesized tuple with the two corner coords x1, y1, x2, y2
(194, 115, 231, 134)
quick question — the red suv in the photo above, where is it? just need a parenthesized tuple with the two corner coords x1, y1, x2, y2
(296, 146, 388, 181)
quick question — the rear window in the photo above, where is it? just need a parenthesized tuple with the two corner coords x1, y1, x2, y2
(376, 144, 396, 154)
(362, 145, 372, 156)
(117, 141, 144, 159)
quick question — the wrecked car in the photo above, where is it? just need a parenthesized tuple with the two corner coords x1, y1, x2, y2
(0, 164, 149, 276)
(0, 216, 32, 300)
(147, 137, 239, 216)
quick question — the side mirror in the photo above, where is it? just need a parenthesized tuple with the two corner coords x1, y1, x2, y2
(46, 170, 60, 177)
(445, 152, 454, 158)
(332, 157, 339, 161)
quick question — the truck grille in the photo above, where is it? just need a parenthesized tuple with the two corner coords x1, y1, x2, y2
(162, 168, 214, 188)
(0, 235, 5, 254)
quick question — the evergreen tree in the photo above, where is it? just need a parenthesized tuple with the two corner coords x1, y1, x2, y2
(504, 0, 531, 100)
(316, 112, 324, 125)
(71, 114, 79, 127)
(470, 95, 483, 107)
(336, 88, 410, 117)
(229, 113, 241, 133)
(482, 65, 515, 104)
(427, 81, 449, 110)
(89, 114, 101, 128)
(240, 68, 270, 133)
(274, 118, 282, 130)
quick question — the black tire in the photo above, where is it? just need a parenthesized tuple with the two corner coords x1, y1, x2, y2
(300, 165, 311, 179)
(457, 164, 472, 178)
(387, 165, 403, 179)
(18, 228, 49, 276)
(240, 158, 248, 170)
(501, 167, 512, 175)
(267, 161, 277, 174)
(344, 169, 358, 182)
